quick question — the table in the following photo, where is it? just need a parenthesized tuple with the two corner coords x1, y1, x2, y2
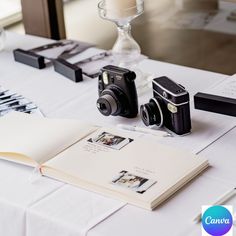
(0, 32, 235, 236)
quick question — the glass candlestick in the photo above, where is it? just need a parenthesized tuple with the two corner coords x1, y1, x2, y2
(98, 0, 144, 66)
(98, 0, 151, 94)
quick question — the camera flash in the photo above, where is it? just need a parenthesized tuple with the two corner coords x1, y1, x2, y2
(103, 72, 109, 85)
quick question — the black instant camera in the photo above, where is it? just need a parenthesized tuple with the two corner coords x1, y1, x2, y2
(140, 76, 191, 135)
(96, 65, 138, 118)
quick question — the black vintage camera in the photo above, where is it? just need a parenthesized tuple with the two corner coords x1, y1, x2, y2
(140, 76, 191, 135)
(96, 65, 138, 118)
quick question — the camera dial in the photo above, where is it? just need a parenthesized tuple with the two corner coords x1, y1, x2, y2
(140, 98, 163, 127)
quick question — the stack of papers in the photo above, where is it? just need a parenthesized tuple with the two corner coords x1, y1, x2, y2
(0, 87, 42, 116)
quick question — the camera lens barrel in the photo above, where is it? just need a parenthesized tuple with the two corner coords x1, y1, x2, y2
(97, 94, 119, 116)
(140, 98, 163, 127)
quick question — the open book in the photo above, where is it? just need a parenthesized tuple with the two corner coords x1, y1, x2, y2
(0, 112, 208, 210)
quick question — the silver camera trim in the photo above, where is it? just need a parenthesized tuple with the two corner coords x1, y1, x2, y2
(154, 90, 189, 107)
(150, 97, 164, 128)
(153, 79, 188, 98)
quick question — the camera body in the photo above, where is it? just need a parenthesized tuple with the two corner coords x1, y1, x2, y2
(97, 65, 138, 118)
(140, 76, 191, 135)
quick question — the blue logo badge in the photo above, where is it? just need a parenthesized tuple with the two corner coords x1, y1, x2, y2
(202, 205, 233, 236)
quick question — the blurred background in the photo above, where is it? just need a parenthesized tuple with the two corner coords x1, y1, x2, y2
(1, 0, 236, 75)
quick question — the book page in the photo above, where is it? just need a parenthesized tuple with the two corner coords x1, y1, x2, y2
(207, 74, 236, 99)
(44, 128, 208, 209)
(0, 112, 97, 165)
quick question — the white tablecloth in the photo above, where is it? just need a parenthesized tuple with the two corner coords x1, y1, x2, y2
(0, 159, 63, 236)
(0, 32, 235, 236)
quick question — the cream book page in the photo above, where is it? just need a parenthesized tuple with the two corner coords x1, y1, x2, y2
(43, 128, 208, 209)
(207, 74, 236, 99)
(0, 112, 97, 166)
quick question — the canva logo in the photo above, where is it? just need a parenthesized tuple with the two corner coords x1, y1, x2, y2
(202, 205, 233, 236)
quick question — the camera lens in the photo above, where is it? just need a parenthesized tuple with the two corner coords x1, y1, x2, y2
(97, 93, 121, 116)
(140, 98, 163, 127)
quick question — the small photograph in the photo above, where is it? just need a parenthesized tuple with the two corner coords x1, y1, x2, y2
(88, 132, 133, 150)
(111, 170, 156, 194)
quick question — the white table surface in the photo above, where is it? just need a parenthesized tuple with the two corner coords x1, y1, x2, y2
(0, 32, 235, 236)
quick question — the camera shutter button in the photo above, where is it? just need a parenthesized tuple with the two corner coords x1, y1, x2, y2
(127, 72, 136, 82)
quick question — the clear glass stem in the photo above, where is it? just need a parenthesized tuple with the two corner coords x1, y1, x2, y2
(117, 23, 132, 39)
(112, 22, 141, 65)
